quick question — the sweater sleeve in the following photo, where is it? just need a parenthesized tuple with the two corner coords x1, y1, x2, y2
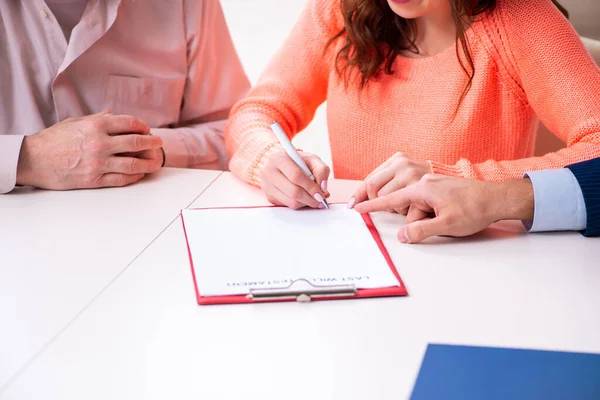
(430, 0, 600, 182)
(225, 0, 341, 186)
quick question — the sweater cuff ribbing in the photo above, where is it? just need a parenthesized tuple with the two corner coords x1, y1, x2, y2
(249, 141, 285, 187)
(428, 159, 479, 180)
(428, 160, 463, 177)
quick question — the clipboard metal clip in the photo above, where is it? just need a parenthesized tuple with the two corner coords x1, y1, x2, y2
(247, 278, 357, 303)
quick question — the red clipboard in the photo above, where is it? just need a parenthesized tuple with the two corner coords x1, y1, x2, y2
(181, 206, 408, 305)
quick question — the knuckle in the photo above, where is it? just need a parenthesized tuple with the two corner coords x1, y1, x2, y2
(353, 183, 366, 197)
(88, 157, 105, 172)
(86, 119, 104, 132)
(365, 179, 377, 192)
(290, 201, 304, 210)
(444, 214, 457, 226)
(114, 175, 128, 187)
(273, 151, 286, 161)
(414, 224, 426, 238)
(288, 169, 305, 185)
(392, 152, 410, 166)
(265, 157, 279, 170)
(289, 185, 304, 199)
(83, 139, 106, 155)
(408, 169, 422, 181)
(80, 177, 96, 189)
(271, 151, 288, 165)
(132, 135, 143, 150)
(84, 173, 105, 188)
(422, 173, 436, 182)
(123, 115, 137, 130)
(265, 196, 278, 205)
(127, 158, 139, 174)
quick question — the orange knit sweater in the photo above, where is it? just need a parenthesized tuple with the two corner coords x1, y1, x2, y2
(225, 0, 600, 185)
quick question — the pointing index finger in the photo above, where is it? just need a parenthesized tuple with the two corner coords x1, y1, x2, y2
(354, 190, 411, 214)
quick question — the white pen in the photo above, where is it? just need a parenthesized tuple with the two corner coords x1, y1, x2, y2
(270, 121, 329, 209)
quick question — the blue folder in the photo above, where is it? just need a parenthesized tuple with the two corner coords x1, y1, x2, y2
(410, 344, 600, 400)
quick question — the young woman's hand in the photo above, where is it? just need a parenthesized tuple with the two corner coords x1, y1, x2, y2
(259, 151, 330, 209)
(348, 152, 431, 211)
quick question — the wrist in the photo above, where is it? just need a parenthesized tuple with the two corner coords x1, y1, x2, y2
(16, 136, 38, 186)
(491, 179, 535, 221)
(252, 142, 285, 186)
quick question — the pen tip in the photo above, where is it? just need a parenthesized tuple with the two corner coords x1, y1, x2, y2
(322, 199, 330, 209)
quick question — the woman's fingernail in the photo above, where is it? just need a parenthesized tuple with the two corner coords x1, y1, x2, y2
(347, 197, 356, 209)
(318, 203, 325, 209)
(321, 180, 328, 192)
(399, 228, 410, 243)
(314, 193, 325, 203)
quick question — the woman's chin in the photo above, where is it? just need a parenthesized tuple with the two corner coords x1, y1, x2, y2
(386, 0, 428, 19)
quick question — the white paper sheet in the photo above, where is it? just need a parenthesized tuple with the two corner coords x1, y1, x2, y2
(182, 204, 401, 296)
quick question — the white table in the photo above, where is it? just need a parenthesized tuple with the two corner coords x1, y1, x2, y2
(0, 168, 221, 393)
(1, 171, 599, 400)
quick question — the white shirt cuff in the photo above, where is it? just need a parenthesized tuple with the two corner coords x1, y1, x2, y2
(0, 135, 25, 194)
(524, 169, 587, 232)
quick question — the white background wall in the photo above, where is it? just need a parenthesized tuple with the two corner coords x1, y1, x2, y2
(561, 0, 600, 40)
(220, 0, 333, 170)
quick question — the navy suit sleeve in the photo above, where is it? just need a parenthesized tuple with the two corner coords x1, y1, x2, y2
(567, 158, 600, 237)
